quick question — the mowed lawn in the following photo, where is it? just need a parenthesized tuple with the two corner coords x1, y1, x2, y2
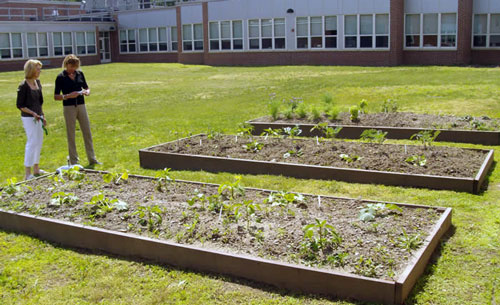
(0, 63, 499, 304)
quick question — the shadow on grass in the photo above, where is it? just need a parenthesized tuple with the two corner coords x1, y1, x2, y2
(403, 224, 457, 305)
(478, 160, 497, 194)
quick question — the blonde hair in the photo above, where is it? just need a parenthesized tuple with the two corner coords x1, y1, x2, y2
(24, 59, 42, 79)
(62, 54, 80, 69)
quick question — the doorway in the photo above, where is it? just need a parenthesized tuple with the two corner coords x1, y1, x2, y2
(99, 31, 111, 63)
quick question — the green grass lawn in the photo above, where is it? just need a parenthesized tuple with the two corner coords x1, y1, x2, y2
(0, 63, 499, 304)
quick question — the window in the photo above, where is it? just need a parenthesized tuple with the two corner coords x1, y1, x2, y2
(76, 32, 96, 55)
(27, 33, 49, 58)
(171, 27, 178, 51)
(474, 14, 500, 48)
(405, 13, 457, 48)
(209, 20, 243, 51)
(0, 33, 22, 59)
(360, 15, 373, 48)
(297, 16, 338, 49)
(375, 14, 389, 48)
(53, 32, 73, 56)
(248, 18, 285, 50)
(183, 23, 203, 51)
(344, 14, 389, 49)
(120, 29, 137, 53)
(137, 27, 168, 52)
(344, 15, 358, 48)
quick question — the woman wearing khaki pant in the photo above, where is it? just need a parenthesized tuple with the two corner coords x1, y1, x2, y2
(54, 54, 100, 166)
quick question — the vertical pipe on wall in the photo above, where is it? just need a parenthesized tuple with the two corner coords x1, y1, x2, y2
(457, 0, 473, 65)
(202, 2, 209, 63)
(389, 0, 404, 66)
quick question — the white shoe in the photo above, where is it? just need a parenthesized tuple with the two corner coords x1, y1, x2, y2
(25, 174, 35, 180)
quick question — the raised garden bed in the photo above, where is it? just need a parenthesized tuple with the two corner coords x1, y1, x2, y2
(139, 134, 494, 193)
(247, 113, 500, 145)
(0, 169, 451, 304)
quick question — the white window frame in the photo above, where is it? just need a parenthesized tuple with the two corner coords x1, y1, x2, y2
(182, 23, 204, 52)
(119, 29, 137, 53)
(344, 14, 390, 49)
(52, 32, 73, 56)
(247, 18, 286, 51)
(171, 26, 178, 52)
(75, 31, 97, 55)
(27, 32, 49, 58)
(472, 13, 500, 49)
(375, 14, 390, 48)
(209, 20, 244, 51)
(404, 13, 457, 49)
(296, 16, 339, 50)
(0, 32, 23, 60)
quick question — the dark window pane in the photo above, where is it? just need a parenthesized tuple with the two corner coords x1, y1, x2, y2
(172, 42, 178, 51)
(140, 43, 148, 52)
(441, 35, 456, 47)
(261, 38, 272, 49)
(194, 41, 203, 50)
(250, 38, 259, 49)
(64, 47, 72, 55)
(210, 40, 220, 50)
(221, 40, 231, 50)
(88, 46, 96, 54)
(13, 49, 23, 58)
(159, 43, 167, 51)
(325, 29, 337, 35)
(360, 36, 372, 48)
(149, 43, 158, 51)
(325, 37, 337, 48)
(311, 36, 322, 48)
(375, 36, 388, 48)
(405, 35, 420, 47)
(275, 38, 285, 49)
(297, 37, 308, 49)
(490, 35, 500, 47)
(54, 47, 63, 56)
(39, 48, 48, 56)
(183, 41, 192, 51)
(473, 35, 487, 47)
(345, 36, 357, 48)
(77, 46, 86, 54)
(28, 48, 37, 57)
(233, 39, 243, 49)
(129, 44, 136, 52)
(423, 35, 437, 47)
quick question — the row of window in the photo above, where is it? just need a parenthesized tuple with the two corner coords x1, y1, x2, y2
(405, 13, 457, 48)
(120, 27, 178, 53)
(0, 32, 96, 60)
(473, 13, 500, 47)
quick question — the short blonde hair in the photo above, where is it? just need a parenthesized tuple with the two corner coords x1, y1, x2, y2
(62, 54, 80, 69)
(24, 59, 42, 79)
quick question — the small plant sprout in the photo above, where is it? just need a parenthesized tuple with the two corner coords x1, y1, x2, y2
(1, 178, 32, 198)
(410, 130, 441, 149)
(358, 203, 402, 222)
(102, 170, 129, 184)
(50, 192, 79, 207)
(60, 166, 85, 181)
(282, 125, 302, 138)
(358, 99, 368, 113)
(381, 99, 398, 113)
(134, 205, 164, 234)
(405, 155, 427, 167)
(349, 106, 360, 122)
(339, 153, 362, 163)
(309, 106, 322, 121)
(285, 97, 303, 112)
(296, 103, 308, 118)
(326, 106, 340, 121)
(360, 129, 388, 144)
(269, 94, 281, 121)
(218, 176, 245, 200)
(236, 123, 254, 138)
(283, 147, 304, 159)
(310, 123, 342, 139)
(322, 92, 333, 105)
(155, 168, 175, 192)
(84, 193, 128, 218)
(233, 199, 261, 231)
(187, 189, 208, 210)
(260, 128, 281, 139)
(398, 229, 423, 252)
(206, 128, 223, 140)
(301, 219, 342, 261)
(243, 140, 264, 153)
(264, 191, 305, 216)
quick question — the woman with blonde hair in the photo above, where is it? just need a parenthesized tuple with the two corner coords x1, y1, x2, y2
(54, 54, 100, 166)
(17, 59, 47, 180)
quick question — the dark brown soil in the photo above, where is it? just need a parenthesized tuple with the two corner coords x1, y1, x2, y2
(255, 112, 500, 131)
(1, 171, 444, 281)
(151, 135, 488, 178)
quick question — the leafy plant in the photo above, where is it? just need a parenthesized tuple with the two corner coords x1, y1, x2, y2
(405, 155, 427, 167)
(218, 176, 245, 200)
(269, 95, 281, 121)
(354, 255, 380, 277)
(296, 103, 308, 118)
(206, 128, 223, 140)
(134, 205, 164, 233)
(358, 99, 368, 113)
(301, 219, 342, 261)
(60, 166, 85, 181)
(410, 130, 441, 149)
(50, 192, 79, 207)
(84, 193, 128, 218)
(381, 99, 398, 113)
(322, 92, 333, 105)
(471, 120, 487, 130)
(285, 97, 303, 112)
(309, 106, 322, 121)
(155, 168, 175, 192)
(398, 229, 423, 252)
(360, 129, 388, 144)
(1, 178, 32, 198)
(326, 106, 340, 121)
(310, 123, 342, 139)
(282, 125, 302, 138)
(358, 203, 402, 222)
(102, 170, 129, 184)
(236, 123, 254, 137)
(260, 128, 281, 137)
(339, 153, 362, 163)
(349, 106, 360, 121)
(232, 199, 261, 231)
(283, 107, 294, 119)
(243, 141, 264, 153)
(283, 147, 303, 158)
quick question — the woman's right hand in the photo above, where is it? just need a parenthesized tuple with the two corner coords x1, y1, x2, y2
(66, 91, 81, 99)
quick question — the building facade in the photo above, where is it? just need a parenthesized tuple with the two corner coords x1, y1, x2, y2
(1, 0, 499, 71)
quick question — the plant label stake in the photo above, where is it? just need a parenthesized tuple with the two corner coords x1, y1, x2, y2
(318, 195, 321, 208)
(218, 205, 223, 222)
(404, 144, 407, 154)
(316, 136, 319, 145)
(200, 139, 202, 146)
(264, 134, 268, 141)
(235, 135, 238, 143)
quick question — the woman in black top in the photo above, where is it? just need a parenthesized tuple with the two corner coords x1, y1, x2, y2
(17, 59, 47, 180)
(54, 54, 99, 166)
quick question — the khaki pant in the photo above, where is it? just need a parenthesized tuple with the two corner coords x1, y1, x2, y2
(63, 104, 97, 165)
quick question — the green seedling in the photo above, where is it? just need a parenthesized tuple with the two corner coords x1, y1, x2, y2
(282, 125, 302, 138)
(405, 155, 427, 167)
(206, 128, 223, 139)
(84, 193, 128, 218)
(60, 166, 85, 181)
(218, 176, 245, 200)
(1, 178, 32, 198)
(322, 92, 333, 105)
(310, 123, 342, 139)
(339, 153, 362, 163)
(243, 141, 264, 153)
(283, 107, 294, 119)
(358, 203, 402, 222)
(381, 99, 398, 113)
(285, 97, 303, 112)
(398, 229, 423, 252)
(232, 199, 261, 231)
(134, 205, 164, 234)
(296, 103, 308, 118)
(410, 130, 441, 149)
(50, 192, 79, 207)
(155, 168, 175, 192)
(102, 170, 129, 184)
(358, 99, 368, 113)
(269, 95, 281, 120)
(236, 123, 254, 137)
(349, 105, 360, 121)
(301, 219, 342, 261)
(187, 189, 208, 210)
(309, 106, 322, 121)
(283, 148, 303, 159)
(326, 106, 340, 121)
(260, 128, 281, 137)
(360, 129, 388, 144)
